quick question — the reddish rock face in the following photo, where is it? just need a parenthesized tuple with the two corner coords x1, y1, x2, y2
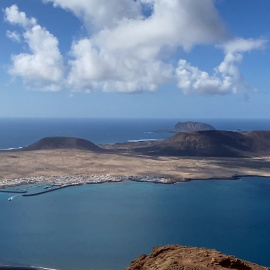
(125, 245, 270, 270)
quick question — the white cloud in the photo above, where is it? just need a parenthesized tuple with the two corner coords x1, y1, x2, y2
(43, 0, 142, 30)
(67, 38, 172, 92)
(51, 0, 227, 92)
(222, 37, 267, 53)
(176, 38, 267, 95)
(4, 4, 36, 28)
(91, 0, 227, 55)
(176, 60, 227, 95)
(4, 5, 64, 91)
(4, 1, 267, 95)
(6, 30, 21, 42)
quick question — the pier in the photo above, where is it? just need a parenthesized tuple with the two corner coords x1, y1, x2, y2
(0, 190, 27, 194)
(22, 184, 80, 197)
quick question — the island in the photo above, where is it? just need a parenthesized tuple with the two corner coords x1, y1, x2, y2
(174, 121, 215, 132)
(1, 131, 270, 191)
(155, 121, 215, 133)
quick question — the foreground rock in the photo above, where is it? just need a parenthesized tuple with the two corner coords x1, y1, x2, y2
(125, 245, 269, 270)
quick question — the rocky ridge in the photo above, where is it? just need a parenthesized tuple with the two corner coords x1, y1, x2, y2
(6, 130, 270, 158)
(133, 130, 270, 157)
(125, 245, 270, 270)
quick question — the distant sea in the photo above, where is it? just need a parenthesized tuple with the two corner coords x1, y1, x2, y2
(1, 118, 270, 270)
(0, 117, 270, 149)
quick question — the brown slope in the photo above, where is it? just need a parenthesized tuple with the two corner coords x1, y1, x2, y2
(135, 130, 254, 157)
(244, 131, 270, 153)
(21, 137, 103, 152)
(125, 245, 269, 270)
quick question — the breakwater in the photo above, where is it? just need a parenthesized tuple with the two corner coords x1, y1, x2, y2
(0, 190, 27, 194)
(22, 184, 80, 197)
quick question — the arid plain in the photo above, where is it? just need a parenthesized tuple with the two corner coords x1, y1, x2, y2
(1, 149, 270, 184)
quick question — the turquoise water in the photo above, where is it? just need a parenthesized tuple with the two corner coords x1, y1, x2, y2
(1, 118, 270, 269)
(1, 178, 270, 270)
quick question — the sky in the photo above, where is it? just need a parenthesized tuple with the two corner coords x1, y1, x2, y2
(0, 0, 269, 119)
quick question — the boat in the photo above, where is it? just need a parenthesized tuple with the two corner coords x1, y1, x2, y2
(8, 196, 13, 201)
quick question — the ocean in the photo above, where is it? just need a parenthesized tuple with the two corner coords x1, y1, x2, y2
(1, 117, 270, 149)
(0, 118, 270, 270)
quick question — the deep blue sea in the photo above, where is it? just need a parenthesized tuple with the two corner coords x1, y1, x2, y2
(0, 117, 270, 149)
(0, 118, 270, 270)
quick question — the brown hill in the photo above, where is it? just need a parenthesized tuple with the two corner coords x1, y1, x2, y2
(244, 131, 270, 152)
(125, 245, 269, 270)
(18, 131, 270, 157)
(134, 130, 270, 157)
(21, 137, 103, 152)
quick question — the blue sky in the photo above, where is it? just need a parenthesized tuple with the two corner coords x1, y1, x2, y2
(0, 0, 269, 118)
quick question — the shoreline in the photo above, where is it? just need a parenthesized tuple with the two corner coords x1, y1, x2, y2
(1, 149, 270, 192)
(1, 173, 270, 195)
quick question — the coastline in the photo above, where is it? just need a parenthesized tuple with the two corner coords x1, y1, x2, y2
(1, 173, 270, 195)
(1, 149, 270, 192)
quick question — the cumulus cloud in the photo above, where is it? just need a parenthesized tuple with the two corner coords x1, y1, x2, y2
(176, 38, 267, 95)
(4, 1, 267, 95)
(4, 4, 36, 27)
(45, 0, 228, 92)
(222, 37, 267, 53)
(6, 30, 21, 42)
(4, 5, 64, 90)
(94, 0, 227, 58)
(43, 0, 142, 30)
(67, 38, 172, 92)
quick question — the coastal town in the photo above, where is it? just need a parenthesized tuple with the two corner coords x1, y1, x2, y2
(0, 173, 173, 196)
(0, 174, 121, 189)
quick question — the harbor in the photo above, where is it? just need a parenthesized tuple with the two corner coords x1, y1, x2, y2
(0, 174, 173, 200)
(0, 174, 122, 199)
(0, 174, 122, 190)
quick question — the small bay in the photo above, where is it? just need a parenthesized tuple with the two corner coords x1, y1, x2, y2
(1, 177, 270, 270)
(1, 118, 270, 269)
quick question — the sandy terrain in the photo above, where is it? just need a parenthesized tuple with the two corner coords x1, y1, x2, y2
(1, 149, 270, 186)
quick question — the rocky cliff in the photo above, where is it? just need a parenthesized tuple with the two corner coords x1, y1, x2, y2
(125, 245, 269, 270)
